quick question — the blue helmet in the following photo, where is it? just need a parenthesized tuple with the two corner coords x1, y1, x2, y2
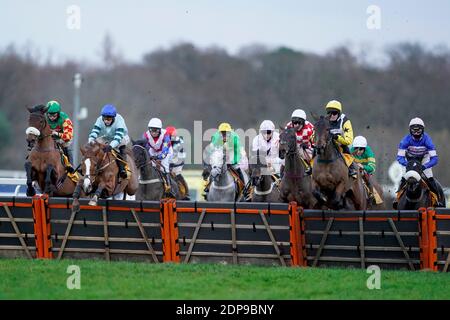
(101, 104, 117, 117)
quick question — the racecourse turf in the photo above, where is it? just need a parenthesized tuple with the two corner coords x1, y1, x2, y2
(0, 258, 449, 300)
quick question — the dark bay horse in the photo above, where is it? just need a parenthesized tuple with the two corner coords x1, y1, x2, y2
(248, 150, 281, 202)
(396, 159, 439, 210)
(72, 139, 138, 211)
(312, 116, 366, 210)
(278, 127, 317, 208)
(131, 140, 181, 200)
(25, 105, 78, 197)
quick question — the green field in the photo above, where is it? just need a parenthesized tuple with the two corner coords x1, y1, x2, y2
(0, 259, 449, 300)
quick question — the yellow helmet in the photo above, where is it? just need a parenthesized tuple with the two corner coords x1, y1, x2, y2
(218, 122, 232, 132)
(325, 100, 343, 113)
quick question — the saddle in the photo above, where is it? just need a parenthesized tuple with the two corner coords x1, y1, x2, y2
(111, 149, 131, 180)
(61, 154, 80, 183)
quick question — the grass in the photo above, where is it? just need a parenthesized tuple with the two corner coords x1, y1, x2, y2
(0, 258, 449, 300)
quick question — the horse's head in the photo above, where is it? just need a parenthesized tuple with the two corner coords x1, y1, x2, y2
(279, 127, 297, 160)
(209, 148, 226, 182)
(313, 115, 331, 155)
(26, 105, 50, 147)
(79, 141, 106, 194)
(404, 159, 424, 194)
(131, 139, 149, 169)
(249, 150, 264, 186)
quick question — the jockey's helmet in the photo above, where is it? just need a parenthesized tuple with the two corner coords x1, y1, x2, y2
(148, 118, 163, 129)
(353, 136, 367, 149)
(218, 122, 232, 132)
(47, 100, 61, 114)
(259, 120, 275, 132)
(101, 104, 117, 117)
(409, 117, 425, 138)
(166, 126, 177, 137)
(291, 109, 306, 121)
(325, 100, 342, 116)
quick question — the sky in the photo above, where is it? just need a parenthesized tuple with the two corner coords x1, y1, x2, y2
(1, 0, 449, 64)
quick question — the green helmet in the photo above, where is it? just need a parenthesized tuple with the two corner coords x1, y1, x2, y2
(47, 100, 61, 114)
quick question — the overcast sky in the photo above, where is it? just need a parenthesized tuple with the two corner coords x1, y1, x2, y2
(1, 0, 449, 64)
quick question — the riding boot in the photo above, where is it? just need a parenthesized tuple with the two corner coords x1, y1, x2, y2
(348, 162, 358, 178)
(63, 147, 75, 174)
(392, 178, 406, 209)
(164, 173, 175, 197)
(428, 177, 445, 207)
(236, 167, 245, 185)
(176, 174, 190, 200)
(117, 146, 128, 179)
(304, 163, 312, 175)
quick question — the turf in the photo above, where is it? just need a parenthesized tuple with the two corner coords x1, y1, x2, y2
(0, 258, 449, 300)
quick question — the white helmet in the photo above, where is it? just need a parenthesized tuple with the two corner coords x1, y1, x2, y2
(259, 120, 275, 131)
(148, 117, 162, 129)
(352, 136, 367, 148)
(291, 109, 307, 120)
(409, 117, 425, 128)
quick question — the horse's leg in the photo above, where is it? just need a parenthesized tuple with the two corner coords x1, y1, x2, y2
(332, 182, 346, 209)
(89, 183, 104, 206)
(44, 165, 55, 195)
(72, 182, 84, 212)
(24, 161, 36, 197)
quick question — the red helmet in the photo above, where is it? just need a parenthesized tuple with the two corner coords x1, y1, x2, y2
(166, 126, 177, 137)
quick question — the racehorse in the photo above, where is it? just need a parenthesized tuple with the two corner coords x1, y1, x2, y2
(396, 159, 441, 210)
(278, 127, 317, 208)
(131, 140, 181, 200)
(25, 105, 78, 197)
(312, 116, 367, 210)
(72, 138, 138, 211)
(205, 147, 240, 202)
(248, 150, 281, 202)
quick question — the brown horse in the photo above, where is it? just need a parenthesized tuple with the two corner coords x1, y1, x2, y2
(72, 139, 139, 211)
(312, 116, 367, 210)
(25, 105, 78, 197)
(278, 127, 317, 208)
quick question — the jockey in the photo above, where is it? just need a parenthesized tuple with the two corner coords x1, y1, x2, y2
(143, 118, 174, 194)
(350, 136, 377, 200)
(396, 117, 444, 206)
(45, 100, 75, 172)
(166, 126, 190, 200)
(325, 100, 358, 177)
(252, 120, 282, 176)
(285, 108, 315, 174)
(88, 104, 129, 179)
(202, 123, 246, 197)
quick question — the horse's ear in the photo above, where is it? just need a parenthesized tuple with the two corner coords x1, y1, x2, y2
(310, 112, 320, 122)
(26, 106, 33, 113)
(279, 125, 285, 132)
(43, 105, 49, 113)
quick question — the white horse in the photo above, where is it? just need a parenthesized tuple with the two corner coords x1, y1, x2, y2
(207, 147, 239, 202)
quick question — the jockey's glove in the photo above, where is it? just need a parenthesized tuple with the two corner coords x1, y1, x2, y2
(422, 165, 427, 171)
(103, 145, 113, 153)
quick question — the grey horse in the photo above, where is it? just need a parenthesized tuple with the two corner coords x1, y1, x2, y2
(206, 147, 239, 202)
(249, 150, 281, 202)
(132, 140, 180, 200)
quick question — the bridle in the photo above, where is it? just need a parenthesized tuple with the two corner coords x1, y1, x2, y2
(132, 144, 165, 185)
(28, 112, 52, 140)
(82, 150, 115, 186)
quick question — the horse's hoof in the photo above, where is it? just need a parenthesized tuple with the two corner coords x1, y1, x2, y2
(88, 200, 97, 206)
(72, 203, 80, 212)
(26, 187, 36, 197)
